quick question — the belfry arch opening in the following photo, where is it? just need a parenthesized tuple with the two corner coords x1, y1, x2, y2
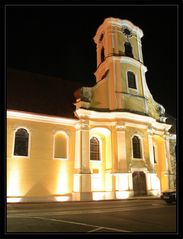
(124, 42, 133, 58)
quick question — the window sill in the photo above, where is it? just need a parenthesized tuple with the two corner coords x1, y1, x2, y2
(132, 158, 144, 160)
(53, 157, 68, 160)
(12, 155, 29, 159)
(128, 89, 139, 95)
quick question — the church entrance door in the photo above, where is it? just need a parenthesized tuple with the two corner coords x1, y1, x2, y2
(132, 171, 147, 196)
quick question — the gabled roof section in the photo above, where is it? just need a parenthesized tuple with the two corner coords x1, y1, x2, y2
(7, 68, 84, 118)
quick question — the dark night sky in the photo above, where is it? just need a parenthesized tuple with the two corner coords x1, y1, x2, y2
(6, 5, 177, 118)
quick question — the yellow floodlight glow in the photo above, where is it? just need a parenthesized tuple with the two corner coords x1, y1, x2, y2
(56, 164, 69, 194)
(116, 191, 130, 199)
(7, 197, 22, 203)
(90, 126, 112, 174)
(92, 192, 105, 201)
(90, 127, 111, 137)
(105, 174, 112, 191)
(8, 167, 21, 197)
(54, 196, 70, 202)
(92, 174, 103, 191)
(73, 174, 80, 192)
(151, 174, 160, 194)
(117, 174, 129, 191)
(151, 190, 160, 196)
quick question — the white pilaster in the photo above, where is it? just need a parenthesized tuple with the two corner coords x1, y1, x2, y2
(107, 61, 116, 110)
(137, 37, 143, 63)
(73, 120, 92, 201)
(147, 127, 155, 168)
(74, 126, 81, 169)
(80, 121, 90, 172)
(164, 133, 172, 172)
(140, 65, 148, 114)
(116, 125, 127, 172)
(74, 121, 91, 173)
(163, 133, 169, 173)
(164, 132, 174, 189)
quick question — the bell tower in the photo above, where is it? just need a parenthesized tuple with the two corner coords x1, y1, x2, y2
(73, 17, 173, 200)
(75, 17, 166, 122)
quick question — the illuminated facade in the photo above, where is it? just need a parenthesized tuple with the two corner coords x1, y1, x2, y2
(7, 18, 176, 202)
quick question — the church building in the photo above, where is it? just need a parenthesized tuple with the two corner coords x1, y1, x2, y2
(7, 17, 176, 202)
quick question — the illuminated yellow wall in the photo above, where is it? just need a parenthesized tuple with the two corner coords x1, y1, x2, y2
(54, 133, 67, 158)
(7, 117, 76, 199)
(120, 64, 143, 95)
(91, 78, 109, 109)
(91, 59, 148, 115)
(120, 63, 146, 114)
(7, 111, 172, 201)
(125, 126, 148, 170)
(153, 134, 169, 191)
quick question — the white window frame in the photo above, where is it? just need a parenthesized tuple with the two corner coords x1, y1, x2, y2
(89, 135, 102, 162)
(12, 127, 31, 159)
(130, 134, 144, 160)
(126, 70, 139, 95)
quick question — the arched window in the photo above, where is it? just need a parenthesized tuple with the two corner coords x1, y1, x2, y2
(90, 137, 100, 161)
(127, 71, 137, 89)
(101, 47, 105, 63)
(124, 42, 133, 58)
(132, 136, 141, 158)
(54, 132, 67, 159)
(14, 128, 29, 156)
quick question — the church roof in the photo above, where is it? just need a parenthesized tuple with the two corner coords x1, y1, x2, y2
(7, 68, 84, 119)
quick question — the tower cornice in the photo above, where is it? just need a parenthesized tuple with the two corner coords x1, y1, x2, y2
(75, 109, 171, 132)
(93, 17, 143, 43)
(94, 56, 147, 78)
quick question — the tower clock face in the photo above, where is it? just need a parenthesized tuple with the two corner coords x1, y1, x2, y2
(123, 27, 132, 37)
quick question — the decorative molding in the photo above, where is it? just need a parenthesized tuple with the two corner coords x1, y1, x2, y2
(7, 110, 78, 126)
(116, 125, 125, 131)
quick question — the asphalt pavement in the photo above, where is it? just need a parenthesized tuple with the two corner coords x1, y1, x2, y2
(7, 198, 177, 233)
